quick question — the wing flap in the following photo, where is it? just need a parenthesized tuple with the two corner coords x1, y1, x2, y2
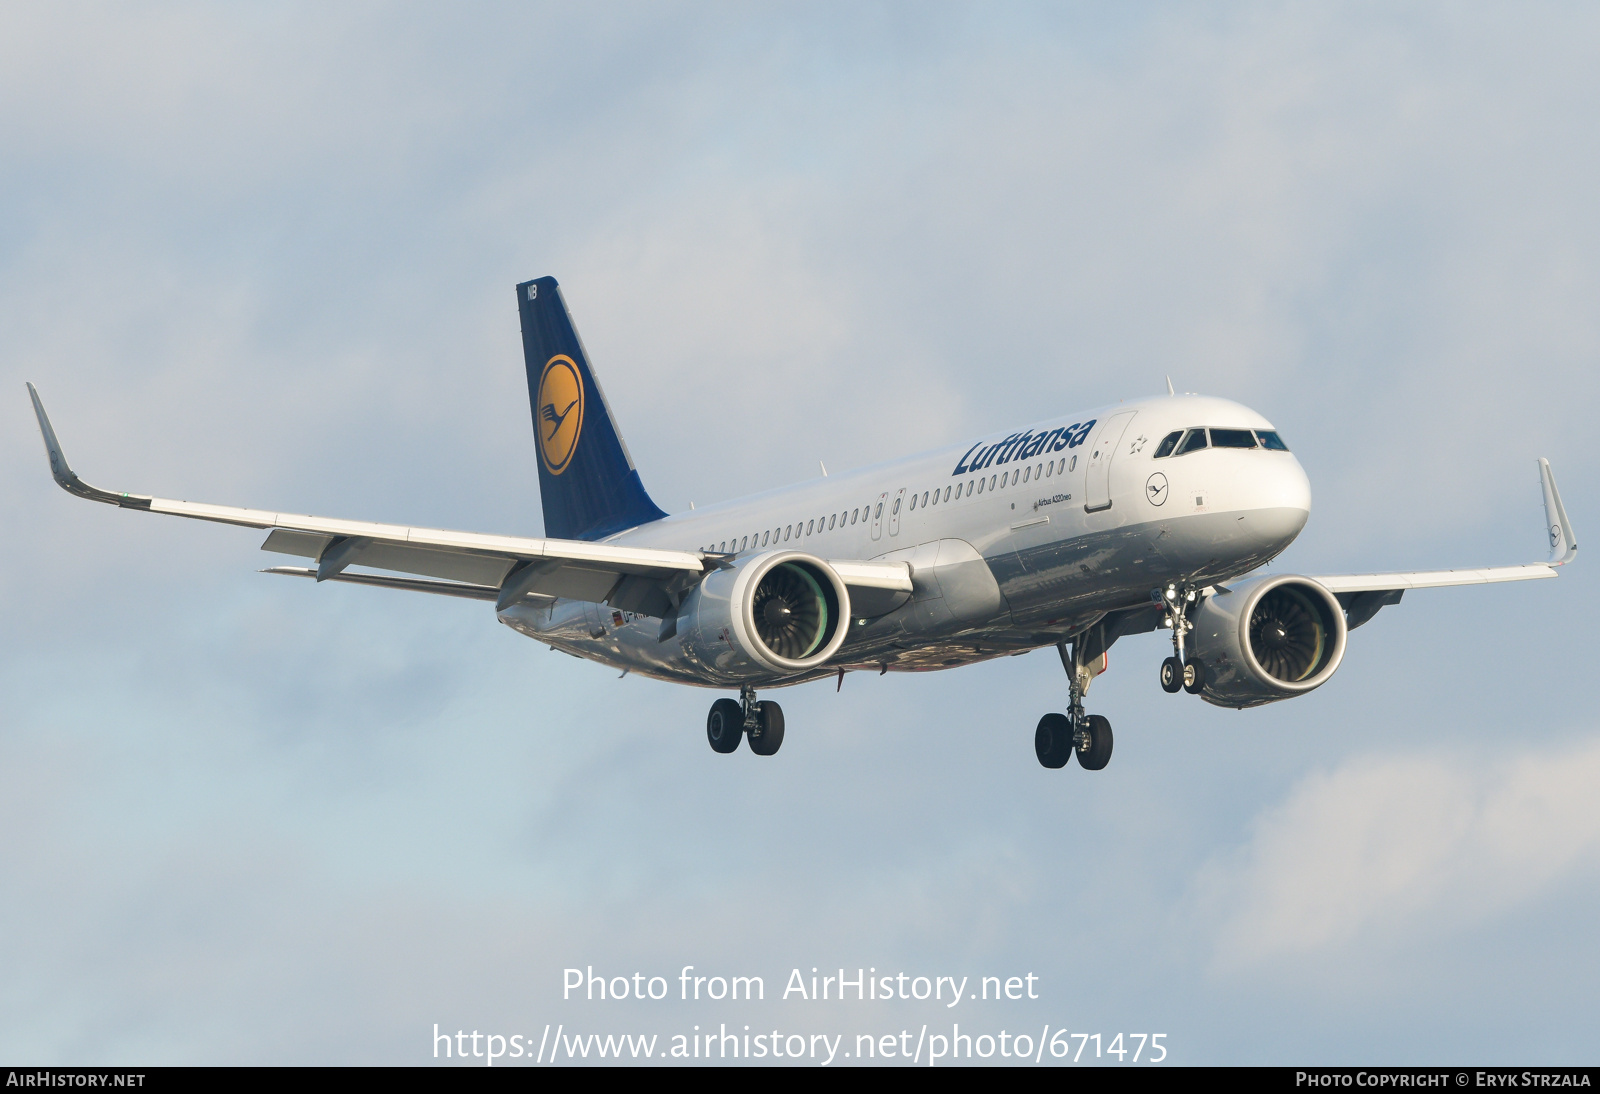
(262, 566, 526, 603)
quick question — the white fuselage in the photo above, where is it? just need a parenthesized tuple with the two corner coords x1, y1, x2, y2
(499, 394, 1313, 686)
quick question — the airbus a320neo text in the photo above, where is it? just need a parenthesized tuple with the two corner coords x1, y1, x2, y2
(28, 276, 1577, 769)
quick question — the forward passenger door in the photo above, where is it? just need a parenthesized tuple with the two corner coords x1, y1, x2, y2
(1084, 411, 1138, 512)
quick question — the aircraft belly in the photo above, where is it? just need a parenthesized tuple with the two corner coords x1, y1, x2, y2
(495, 506, 1305, 684)
(995, 507, 1306, 628)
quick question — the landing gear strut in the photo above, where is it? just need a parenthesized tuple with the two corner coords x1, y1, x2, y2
(1034, 635, 1113, 771)
(1156, 582, 1206, 695)
(706, 685, 784, 756)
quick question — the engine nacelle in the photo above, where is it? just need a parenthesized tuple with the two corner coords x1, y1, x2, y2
(1189, 574, 1347, 708)
(677, 551, 852, 683)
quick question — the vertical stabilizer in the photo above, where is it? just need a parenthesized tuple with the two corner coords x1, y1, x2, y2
(517, 277, 668, 541)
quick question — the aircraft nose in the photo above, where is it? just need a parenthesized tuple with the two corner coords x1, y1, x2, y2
(1246, 454, 1311, 546)
(1274, 455, 1312, 516)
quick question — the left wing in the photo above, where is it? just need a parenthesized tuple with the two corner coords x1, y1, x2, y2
(1308, 458, 1575, 628)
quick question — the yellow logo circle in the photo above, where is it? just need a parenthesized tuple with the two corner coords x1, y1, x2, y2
(536, 355, 584, 475)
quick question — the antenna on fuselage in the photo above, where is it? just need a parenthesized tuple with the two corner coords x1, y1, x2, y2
(1165, 375, 1175, 396)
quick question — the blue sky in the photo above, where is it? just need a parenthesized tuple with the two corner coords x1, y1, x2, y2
(2, 2, 1597, 1064)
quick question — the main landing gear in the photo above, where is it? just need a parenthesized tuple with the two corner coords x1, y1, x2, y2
(1156, 582, 1206, 696)
(1035, 635, 1114, 771)
(706, 684, 785, 756)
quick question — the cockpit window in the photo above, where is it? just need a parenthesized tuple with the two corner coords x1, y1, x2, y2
(1153, 430, 1182, 458)
(1256, 430, 1290, 451)
(1211, 428, 1258, 449)
(1176, 428, 1209, 456)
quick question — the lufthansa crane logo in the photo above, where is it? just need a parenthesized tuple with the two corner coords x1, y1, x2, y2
(1145, 472, 1169, 506)
(536, 355, 584, 475)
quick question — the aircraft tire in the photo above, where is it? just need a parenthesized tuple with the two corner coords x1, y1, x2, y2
(706, 698, 744, 754)
(1077, 715, 1113, 771)
(1182, 658, 1206, 695)
(1160, 656, 1183, 693)
(748, 701, 785, 756)
(1034, 713, 1074, 769)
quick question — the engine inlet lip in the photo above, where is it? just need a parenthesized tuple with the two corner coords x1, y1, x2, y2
(1235, 573, 1348, 693)
(734, 550, 852, 673)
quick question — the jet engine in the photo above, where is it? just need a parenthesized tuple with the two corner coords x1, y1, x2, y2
(1187, 574, 1347, 708)
(677, 551, 852, 682)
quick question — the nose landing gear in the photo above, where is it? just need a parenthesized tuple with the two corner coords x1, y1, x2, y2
(705, 684, 785, 756)
(1156, 583, 1206, 696)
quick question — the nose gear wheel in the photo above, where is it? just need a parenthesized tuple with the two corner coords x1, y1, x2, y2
(1155, 582, 1206, 697)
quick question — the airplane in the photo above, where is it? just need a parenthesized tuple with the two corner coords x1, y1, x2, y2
(26, 276, 1578, 769)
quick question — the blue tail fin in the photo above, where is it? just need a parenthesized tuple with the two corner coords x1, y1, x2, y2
(517, 277, 668, 541)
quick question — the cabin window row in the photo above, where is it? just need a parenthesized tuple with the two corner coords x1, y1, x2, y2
(706, 500, 884, 554)
(908, 455, 1076, 513)
(703, 454, 1088, 553)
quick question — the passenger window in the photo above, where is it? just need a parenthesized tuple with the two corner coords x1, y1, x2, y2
(977, 478, 985, 493)
(829, 514, 836, 530)
(1036, 463, 1042, 479)
(850, 509, 858, 524)
(1022, 467, 1030, 483)
(1211, 428, 1257, 449)
(921, 491, 928, 506)
(989, 475, 997, 490)
(1257, 430, 1290, 451)
(874, 502, 883, 518)
(1045, 462, 1052, 477)
(1153, 430, 1183, 458)
(944, 486, 951, 501)
(891, 498, 900, 515)
(804, 520, 811, 535)
(1067, 456, 1076, 472)
(784, 526, 791, 541)
(763, 531, 770, 546)
(741, 536, 748, 551)
(1176, 429, 1208, 456)
(719, 541, 726, 552)
(909, 495, 916, 511)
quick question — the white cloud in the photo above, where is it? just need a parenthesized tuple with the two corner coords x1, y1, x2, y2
(1198, 735, 1600, 969)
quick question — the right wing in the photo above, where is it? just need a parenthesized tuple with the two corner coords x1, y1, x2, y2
(28, 383, 704, 614)
(28, 384, 913, 617)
